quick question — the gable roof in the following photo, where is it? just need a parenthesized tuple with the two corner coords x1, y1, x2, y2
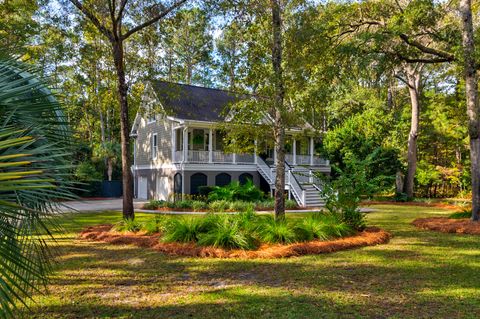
(151, 81, 242, 122)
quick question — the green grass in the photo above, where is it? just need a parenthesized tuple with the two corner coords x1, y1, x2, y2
(23, 205, 480, 318)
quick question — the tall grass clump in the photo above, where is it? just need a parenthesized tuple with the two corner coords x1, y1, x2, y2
(295, 213, 353, 241)
(256, 215, 297, 244)
(162, 217, 208, 243)
(198, 215, 256, 249)
(142, 215, 167, 234)
(113, 219, 143, 233)
(208, 200, 230, 212)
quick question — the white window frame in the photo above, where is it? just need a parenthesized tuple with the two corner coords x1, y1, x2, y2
(151, 133, 158, 159)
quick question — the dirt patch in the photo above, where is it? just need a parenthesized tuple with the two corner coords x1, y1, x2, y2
(79, 225, 391, 259)
(413, 217, 480, 235)
(363, 201, 463, 211)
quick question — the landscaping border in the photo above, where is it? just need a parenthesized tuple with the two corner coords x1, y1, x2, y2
(79, 225, 391, 259)
(412, 217, 480, 235)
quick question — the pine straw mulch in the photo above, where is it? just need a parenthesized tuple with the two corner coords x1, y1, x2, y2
(412, 218, 480, 235)
(78, 225, 391, 259)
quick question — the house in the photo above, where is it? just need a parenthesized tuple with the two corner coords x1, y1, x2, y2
(130, 81, 330, 207)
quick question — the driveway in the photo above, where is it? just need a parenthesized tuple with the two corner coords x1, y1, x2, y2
(57, 198, 147, 213)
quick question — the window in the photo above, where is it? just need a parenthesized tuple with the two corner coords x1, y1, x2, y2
(239, 173, 253, 185)
(215, 173, 231, 187)
(190, 173, 207, 195)
(151, 133, 158, 159)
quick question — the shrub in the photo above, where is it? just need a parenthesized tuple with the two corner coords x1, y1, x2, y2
(162, 217, 206, 243)
(143, 200, 166, 210)
(295, 213, 353, 241)
(256, 198, 275, 210)
(113, 219, 142, 233)
(198, 186, 215, 197)
(198, 215, 256, 250)
(192, 200, 206, 211)
(285, 199, 298, 209)
(229, 200, 255, 212)
(208, 180, 264, 202)
(449, 210, 472, 219)
(142, 215, 167, 234)
(174, 200, 194, 209)
(256, 215, 297, 244)
(208, 200, 230, 212)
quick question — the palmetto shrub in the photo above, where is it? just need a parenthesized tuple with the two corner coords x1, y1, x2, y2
(208, 179, 264, 202)
(143, 200, 167, 210)
(0, 58, 75, 317)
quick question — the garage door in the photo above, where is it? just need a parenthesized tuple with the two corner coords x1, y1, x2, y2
(138, 176, 148, 199)
(156, 176, 169, 200)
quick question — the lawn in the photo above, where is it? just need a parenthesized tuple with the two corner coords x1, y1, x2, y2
(24, 205, 480, 318)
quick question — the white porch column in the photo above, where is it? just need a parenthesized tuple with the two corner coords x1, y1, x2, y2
(233, 153, 237, 164)
(274, 148, 277, 164)
(208, 128, 213, 163)
(183, 127, 188, 163)
(172, 127, 176, 162)
(254, 140, 258, 164)
(292, 138, 297, 165)
(309, 137, 314, 165)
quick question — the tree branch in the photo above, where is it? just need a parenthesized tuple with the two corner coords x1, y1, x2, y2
(69, 0, 114, 41)
(122, 0, 188, 40)
(117, 0, 129, 23)
(399, 33, 455, 62)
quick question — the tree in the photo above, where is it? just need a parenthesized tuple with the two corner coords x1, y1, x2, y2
(459, 0, 479, 221)
(162, 8, 213, 85)
(67, 0, 188, 220)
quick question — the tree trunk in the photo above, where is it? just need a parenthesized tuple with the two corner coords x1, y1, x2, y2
(403, 64, 422, 200)
(112, 40, 134, 220)
(107, 158, 113, 182)
(460, 0, 480, 221)
(271, 0, 286, 220)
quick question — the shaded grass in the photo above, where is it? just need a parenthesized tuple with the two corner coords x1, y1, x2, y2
(24, 205, 480, 318)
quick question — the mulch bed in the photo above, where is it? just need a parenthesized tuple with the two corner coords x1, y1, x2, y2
(363, 201, 463, 211)
(79, 225, 391, 259)
(412, 217, 480, 235)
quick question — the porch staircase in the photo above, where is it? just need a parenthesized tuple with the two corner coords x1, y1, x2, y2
(255, 156, 325, 208)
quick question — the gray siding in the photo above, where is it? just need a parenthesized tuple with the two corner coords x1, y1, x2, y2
(135, 115, 173, 166)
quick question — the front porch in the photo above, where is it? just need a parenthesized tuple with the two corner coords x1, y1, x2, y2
(172, 126, 329, 166)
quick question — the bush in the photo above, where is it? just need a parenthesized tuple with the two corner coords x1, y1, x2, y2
(198, 186, 215, 197)
(143, 200, 166, 210)
(449, 210, 472, 219)
(174, 200, 193, 209)
(113, 219, 142, 233)
(192, 200, 206, 211)
(285, 199, 298, 209)
(162, 217, 207, 243)
(229, 201, 255, 212)
(208, 200, 230, 212)
(198, 215, 256, 250)
(256, 215, 297, 244)
(295, 213, 353, 241)
(256, 199, 275, 210)
(142, 215, 167, 234)
(208, 179, 264, 202)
